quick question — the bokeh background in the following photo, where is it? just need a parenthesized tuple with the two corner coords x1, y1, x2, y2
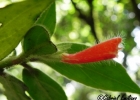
(0, 0, 140, 100)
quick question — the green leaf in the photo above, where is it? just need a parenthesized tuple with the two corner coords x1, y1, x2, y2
(23, 67, 67, 100)
(56, 42, 89, 53)
(0, 74, 30, 100)
(36, 2, 56, 36)
(45, 43, 140, 94)
(23, 25, 57, 55)
(0, 0, 54, 60)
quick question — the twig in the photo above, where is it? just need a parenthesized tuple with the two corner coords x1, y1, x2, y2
(130, 0, 140, 22)
(71, 0, 99, 43)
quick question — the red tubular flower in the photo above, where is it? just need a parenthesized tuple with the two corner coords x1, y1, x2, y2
(62, 37, 122, 64)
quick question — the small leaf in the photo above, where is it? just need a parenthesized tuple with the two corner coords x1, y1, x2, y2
(0, 0, 54, 60)
(45, 43, 140, 94)
(36, 2, 56, 36)
(23, 67, 67, 100)
(0, 74, 30, 100)
(56, 42, 88, 53)
(23, 25, 57, 55)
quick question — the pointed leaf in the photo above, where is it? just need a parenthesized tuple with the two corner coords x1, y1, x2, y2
(0, 74, 30, 100)
(36, 2, 56, 36)
(0, 0, 54, 60)
(45, 43, 140, 94)
(23, 68, 67, 100)
(23, 25, 57, 55)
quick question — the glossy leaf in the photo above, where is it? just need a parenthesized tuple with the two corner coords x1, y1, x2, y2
(23, 25, 57, 55)
(0, 0, 54, 60)
(0, 74, 30, 100)
(23, 68, 67, 100)
(45, 43, 140, 94)
(36, 2, 56, 36)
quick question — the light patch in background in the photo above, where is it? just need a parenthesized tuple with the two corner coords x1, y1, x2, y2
(0, 1, 10, 8)
(102, 0, 108, 5)
(0, 95, 7, 100)
(56, 0, 70, 23)
(131, 26, 140, 48)
(127, 55, 140, 72)
(69, 31, 79, 40)
(111, 15, 117, 21)
(65, 83, 75, 97)
(127, 26, 140, 73)
(63, 0, 71, 4)
(128, 12, 135, 19)
(131, 47, 139, 55)
(15, 42, 22, 55)
(0, 23, 2, 27)
(113, 4, 123, 13)
(81, 25, 90, 37)
(60, 0, 70, 11)
(0, 0, 24, 8)
(11, 0, 24, 2)
(76, 0, 89, 12)
(0, 83, 7, 100)
(137, 3, 140, 9)
(114, 51, 124, 64)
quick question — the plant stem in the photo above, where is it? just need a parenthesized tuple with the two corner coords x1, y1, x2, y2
(0, 51, 62, 69)
(0, 53, 27, 69)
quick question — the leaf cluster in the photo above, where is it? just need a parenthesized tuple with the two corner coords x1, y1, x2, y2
(0, 0, 140, 100)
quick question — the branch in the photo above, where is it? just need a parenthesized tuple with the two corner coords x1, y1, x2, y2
(0, 53, 26, 69)
(71, 0, 88, 22)
(87, 0, 99, 43)
(71, 0, 99, 43)
(130, 0, 140, 22)
(122, 51, 128, 68)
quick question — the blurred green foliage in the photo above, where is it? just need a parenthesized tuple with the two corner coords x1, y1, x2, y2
(54, 0, 138, 46)
(0, 0, 140, 100)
